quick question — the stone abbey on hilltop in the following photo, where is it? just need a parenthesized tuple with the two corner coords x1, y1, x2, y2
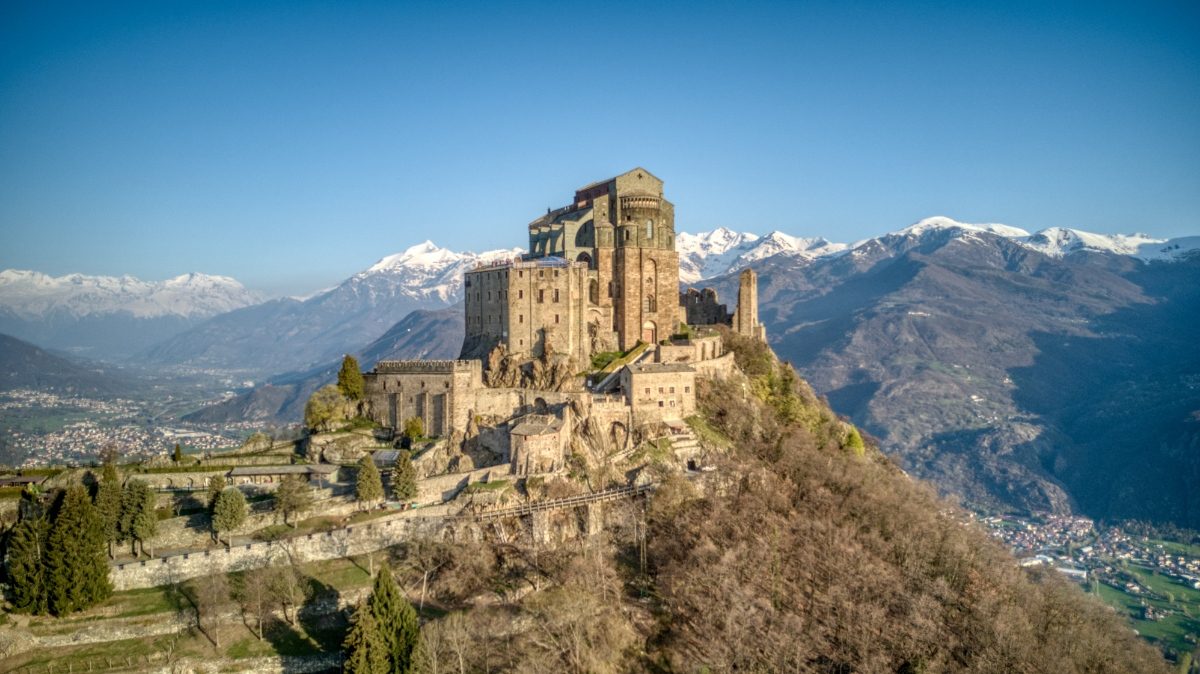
(362, 168, 764, 477)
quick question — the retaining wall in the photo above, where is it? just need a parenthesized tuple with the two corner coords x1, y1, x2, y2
(110, 507, 450, 591)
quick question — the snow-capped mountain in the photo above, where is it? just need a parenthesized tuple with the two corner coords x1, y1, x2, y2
(355, 241, 524, 305)
(0, 270, 261, 320)
(676, 227, 846, 283)
(144, 242, 525, 375)
(0, 270, 264, 360)
(828, 216, 1200, 268)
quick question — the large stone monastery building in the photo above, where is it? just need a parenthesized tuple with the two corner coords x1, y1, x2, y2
(460, 168, 682, 365)
(363, 168, 763, 477)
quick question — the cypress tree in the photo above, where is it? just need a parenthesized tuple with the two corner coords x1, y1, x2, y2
(45, 485, 112, 615)
(356, 454, 384, 508)
(6, 517, 49, 614)
(338, 354, 366, 401)
(120, 479, 156, 557)
(391, 451, 418, 502)
(173, 443, 183, 463)
(94, 462, 122, 558)
(206, 474, 226, 510)
(343, 599, 387, 674)
(368, 563, 420, 674)
(212, 488, 247, 544)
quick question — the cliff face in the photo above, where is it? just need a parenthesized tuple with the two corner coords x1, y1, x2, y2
(401, 335, 1169, 674)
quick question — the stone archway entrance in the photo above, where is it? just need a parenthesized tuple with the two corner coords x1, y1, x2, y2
(641, 320, 657, 344)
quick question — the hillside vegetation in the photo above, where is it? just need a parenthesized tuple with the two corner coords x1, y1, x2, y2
(404, 332, 1168, 673)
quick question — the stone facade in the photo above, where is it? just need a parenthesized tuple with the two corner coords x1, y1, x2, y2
(509, 412, 569, 476)
(620, 363, 697, 423)
(460, 258, 591, 364)
(362, 360, 483, 437)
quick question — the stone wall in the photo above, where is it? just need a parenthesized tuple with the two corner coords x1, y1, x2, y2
(362, 360, 482, 437)
(110, 507, 450, 591)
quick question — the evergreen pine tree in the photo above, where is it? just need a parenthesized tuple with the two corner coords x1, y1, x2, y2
(368, 563, 420, 674)
(338, 354, 366, 401)
(6, 517, 49, 614)
(45, 486, 112, 615)
(120, 479, 157, 557)
(391, 451, 418, 502)
(212, 487, 247, 544)
(343, 599, 388, 674)
(93, 462, 122, 558)
(173, 443, 183, 463)
(356, 454, 384, 508)
(206, 474, 226, 510)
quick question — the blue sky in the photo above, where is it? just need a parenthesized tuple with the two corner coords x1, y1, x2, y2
(1, 0, 1197, 295)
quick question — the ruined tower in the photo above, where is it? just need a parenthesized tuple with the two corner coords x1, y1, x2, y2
(734, 268, 766, 342)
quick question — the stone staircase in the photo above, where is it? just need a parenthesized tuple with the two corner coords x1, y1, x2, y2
(667, 424, 702, 470)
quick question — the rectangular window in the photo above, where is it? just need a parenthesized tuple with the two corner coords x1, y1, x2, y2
(658, 400, 664, 407)
(553, 289, 560, 302)
(554, 314, 560, 324)
(538, 290, 545, 303)
(644, 387, 651, 395)
(684, 386, 691, 393)
(670, 386, 675, 394)
(670, 400, 676, 407)
(519, 314, 524, 323)
(658, 387, 664, 394)
(519, 290, 524, 299)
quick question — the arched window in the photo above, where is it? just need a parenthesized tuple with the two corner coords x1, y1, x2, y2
(646, 219, 654, 239)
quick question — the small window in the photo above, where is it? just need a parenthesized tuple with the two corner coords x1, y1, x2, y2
(658, 387, 664, 394)
(644, 387, 650, 395)
(444, 382, 450, 388)
(538, 289, 545, 303)
(658, 401, 664, 407)
(670, 400, 676, 407)
(685, 386, 691, 393)
(519, 290, 524, 299)
(553, 289, 560, 302)
(670, 386, 675, 394)
(519, 314, 524, 323)
(554, 314, 560, 324)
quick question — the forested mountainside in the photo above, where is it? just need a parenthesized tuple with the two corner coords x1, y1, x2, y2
(402, 331, 1168, 673)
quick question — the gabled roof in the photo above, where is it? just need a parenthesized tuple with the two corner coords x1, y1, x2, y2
(576, 167, 661, 193)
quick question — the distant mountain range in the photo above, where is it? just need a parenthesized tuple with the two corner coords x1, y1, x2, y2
(696, 218, 1200, 528)
(5, 218, 1199, 528)
(182, 305, 463, 424)
(0, 271, 262, 359)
